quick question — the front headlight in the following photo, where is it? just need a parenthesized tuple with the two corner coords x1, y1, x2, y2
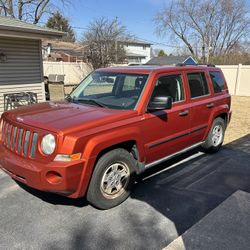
(41, 134, 56, 155)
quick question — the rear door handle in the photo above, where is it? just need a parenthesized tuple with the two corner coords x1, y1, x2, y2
(206, 103, 215, 108)
(179, 110, 189, 116)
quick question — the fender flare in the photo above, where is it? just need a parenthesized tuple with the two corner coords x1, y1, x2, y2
(75, 127, 145, 197)
(82, 127, 144, 161)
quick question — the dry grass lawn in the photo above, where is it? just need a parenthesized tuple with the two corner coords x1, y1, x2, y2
(224, 96, 250, 144)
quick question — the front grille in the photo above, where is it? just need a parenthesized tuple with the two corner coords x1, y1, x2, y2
(1, 119, 38, 158)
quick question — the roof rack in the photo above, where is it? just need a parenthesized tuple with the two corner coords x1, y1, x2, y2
(176, 63, 216, 67)
(197, 64, 216, 67)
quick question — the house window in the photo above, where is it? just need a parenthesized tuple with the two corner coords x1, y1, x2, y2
(129, 58, 141, 63)
(143, 46, 147, 50)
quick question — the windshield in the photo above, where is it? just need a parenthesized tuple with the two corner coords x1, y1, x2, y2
(70, 71, 148, 110)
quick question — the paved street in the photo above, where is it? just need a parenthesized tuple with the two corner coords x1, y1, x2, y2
(1, 134, 250, 250)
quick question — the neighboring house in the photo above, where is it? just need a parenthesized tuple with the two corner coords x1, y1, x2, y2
(120, 39, 152, 64)
(42, 40, 87, 62)
(146, 55, 197, 65)
(43, 38, 152, 65)
(0, 16, 64, 114)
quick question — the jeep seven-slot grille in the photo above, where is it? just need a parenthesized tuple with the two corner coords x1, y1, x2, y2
(2, 120, 38, 158)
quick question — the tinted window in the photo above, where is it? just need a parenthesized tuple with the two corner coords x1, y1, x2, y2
(209, 71, 224, 93)
(187, 72, 209, 98)
(151, 74, 185, 102)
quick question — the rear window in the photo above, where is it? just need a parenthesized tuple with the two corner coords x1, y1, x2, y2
(209, 71, 225, 93)
(187, 72, 209, 98)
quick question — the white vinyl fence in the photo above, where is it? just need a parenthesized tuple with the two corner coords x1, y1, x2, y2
(218, 64, 250, 96)
(43, 62, 250, 96)
(43, 62, 93, 85)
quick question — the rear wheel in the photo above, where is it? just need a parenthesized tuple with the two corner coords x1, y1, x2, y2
(201, 117, 225, 153)
(87, 148, 136, 209)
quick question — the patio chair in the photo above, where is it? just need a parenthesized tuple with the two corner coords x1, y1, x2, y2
(3, 92, 38, 111)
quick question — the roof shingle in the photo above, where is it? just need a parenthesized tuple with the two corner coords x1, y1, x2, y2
(0, 16, 65, 38)
(146, 55, 196, 65)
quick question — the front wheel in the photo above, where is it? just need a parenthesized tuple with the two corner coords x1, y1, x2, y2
(201, 117, 225, 153)
(87, 148, 136, 209)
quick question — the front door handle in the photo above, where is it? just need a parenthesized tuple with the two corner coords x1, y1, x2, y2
(206, 103, 215, 108)
(179, 110, 189, 116)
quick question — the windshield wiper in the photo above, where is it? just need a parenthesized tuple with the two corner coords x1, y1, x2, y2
(76, 99, 107, 108)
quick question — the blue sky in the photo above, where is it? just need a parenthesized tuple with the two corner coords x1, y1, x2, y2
(60, 0, 170, 51)
(57, 0, 250, 52)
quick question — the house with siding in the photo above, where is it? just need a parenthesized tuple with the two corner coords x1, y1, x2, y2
(42, 39, 152, 64)
(42, 39, 87, 62)
(120, 39, 152, 64)
(0, 16, 64, 114)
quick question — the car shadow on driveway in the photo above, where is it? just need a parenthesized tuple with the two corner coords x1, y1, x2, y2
(131, 133, 250, 236)
(61, 134, 250, 250)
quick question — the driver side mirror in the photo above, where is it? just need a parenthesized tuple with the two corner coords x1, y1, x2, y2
(148, 96, 173, 111)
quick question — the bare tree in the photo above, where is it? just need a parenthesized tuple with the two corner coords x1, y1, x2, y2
(0, 0, 70, 24)
(82, 17, 132, 69)
(155, 0, 250, 63)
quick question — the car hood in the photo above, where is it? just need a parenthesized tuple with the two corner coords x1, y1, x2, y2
(3, 101, 137, 134)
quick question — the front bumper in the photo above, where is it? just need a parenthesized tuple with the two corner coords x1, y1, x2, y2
(0, 144, 84, 197)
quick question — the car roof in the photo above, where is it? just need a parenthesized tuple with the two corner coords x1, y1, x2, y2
(96, 65, 220, 74)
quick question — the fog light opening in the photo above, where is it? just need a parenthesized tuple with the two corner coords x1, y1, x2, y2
(46, 171, 62, 184)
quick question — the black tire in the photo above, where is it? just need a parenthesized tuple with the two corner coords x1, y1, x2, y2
(201, 117, 225, 153)
(87, 148, 137, 209)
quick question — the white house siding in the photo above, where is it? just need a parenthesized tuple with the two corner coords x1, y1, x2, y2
(124, 43, 151, 64)
(0, 83, 45, 112)
(0, 37, 45, 114)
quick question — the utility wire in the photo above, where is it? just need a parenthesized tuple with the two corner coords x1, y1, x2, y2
(40, 21, 201, 49)
(70, 25, 186, 49)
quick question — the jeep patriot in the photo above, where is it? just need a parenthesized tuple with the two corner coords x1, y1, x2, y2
(0, 65, 231, 209)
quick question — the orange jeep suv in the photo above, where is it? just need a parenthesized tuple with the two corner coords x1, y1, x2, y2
(0, 65, 231, 209)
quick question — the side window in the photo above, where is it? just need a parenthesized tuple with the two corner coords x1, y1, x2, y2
(187, 72, 209, 98)
(209, 71, 225, 93)
(151, 74, 185, 103)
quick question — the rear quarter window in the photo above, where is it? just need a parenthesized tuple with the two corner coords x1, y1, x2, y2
(209, 71, 225, 93)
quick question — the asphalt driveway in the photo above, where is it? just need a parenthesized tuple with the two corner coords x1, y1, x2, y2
(1, 134, 250, 250)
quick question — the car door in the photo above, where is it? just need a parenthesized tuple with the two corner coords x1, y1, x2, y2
(185, 70, 214, 145)
(142, 72, 191, 164)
